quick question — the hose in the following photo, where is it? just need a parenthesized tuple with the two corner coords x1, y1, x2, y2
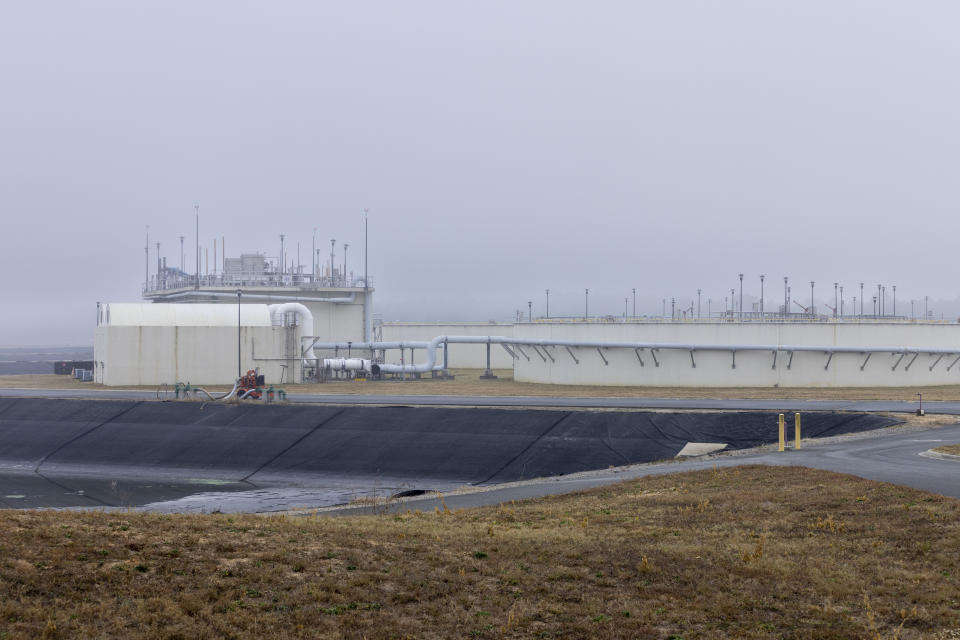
(167, 380, 240, 402)
(193, 382, 239, 401)
(217, 381, 241, 401)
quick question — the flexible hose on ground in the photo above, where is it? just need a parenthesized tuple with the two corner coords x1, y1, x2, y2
(217, 381, 241, 401)
(192, 382, 239, 401)
(193, 387, 218, 401)
(166, 381, 240, 402)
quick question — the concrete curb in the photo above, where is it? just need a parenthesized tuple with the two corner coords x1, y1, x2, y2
(919, 450, 960, 462)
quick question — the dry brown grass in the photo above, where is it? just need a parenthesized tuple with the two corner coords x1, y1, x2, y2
(933, 444, 960, 456)
(2, 370, 959, 403)
(1, 466, 959, 638)
(0, 375, 105, 390)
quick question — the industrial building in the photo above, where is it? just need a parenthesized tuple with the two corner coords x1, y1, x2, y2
(96, 296, 960, 388)
(508, 321, 960, 387)
(144, 251, 372, 344)
(94, 302, 313, 386)
(93, 236, 960, 388)
(96, 236, 372, 385)
(311, 319, 960, 389)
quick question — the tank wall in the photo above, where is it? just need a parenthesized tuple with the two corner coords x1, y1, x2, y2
(302, 296, 366, 343)
(95, 325, 300, 386)
(512, 321, 960, 387)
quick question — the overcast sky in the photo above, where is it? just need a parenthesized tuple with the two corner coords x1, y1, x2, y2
(2, 2, 959, 344)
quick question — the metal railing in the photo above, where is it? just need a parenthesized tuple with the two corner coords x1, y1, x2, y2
(143, 272, 372, 295)
(531, 315, 955, 325)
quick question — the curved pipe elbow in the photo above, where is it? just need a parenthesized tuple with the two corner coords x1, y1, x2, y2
(268, 303, 317, 363)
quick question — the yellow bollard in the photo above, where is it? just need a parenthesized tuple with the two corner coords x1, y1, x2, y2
(778, 414, 785, 452)
(795, 413, 801, 450)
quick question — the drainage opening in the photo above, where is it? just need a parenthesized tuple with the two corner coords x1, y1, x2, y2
(391, 489, 433, 498)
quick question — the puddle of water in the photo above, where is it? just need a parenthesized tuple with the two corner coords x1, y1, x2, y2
(140, 486, 396, 514)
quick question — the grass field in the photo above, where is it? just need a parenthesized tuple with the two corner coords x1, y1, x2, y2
(1, 369, 959, 403)
(2, 466, 959, 639)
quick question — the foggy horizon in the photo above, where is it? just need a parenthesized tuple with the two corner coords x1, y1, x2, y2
(4, 2, 960, 345)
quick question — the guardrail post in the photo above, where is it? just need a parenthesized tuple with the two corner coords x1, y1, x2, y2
(778, 414, 785, 452)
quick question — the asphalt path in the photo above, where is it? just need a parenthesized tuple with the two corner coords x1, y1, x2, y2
(0, 387, 948, 413)
(328, 422, 960, 516)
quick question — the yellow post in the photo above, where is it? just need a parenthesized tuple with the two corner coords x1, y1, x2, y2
(778, 413, 785, 452)
(795, 413, 801, 449)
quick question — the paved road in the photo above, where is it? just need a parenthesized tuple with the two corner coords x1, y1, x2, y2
(329, 422, 960, 515)
(0, 387, 949, 413)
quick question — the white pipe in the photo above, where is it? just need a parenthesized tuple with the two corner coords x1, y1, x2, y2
(323, 358, 372, 372)
(308, 335, 960, 375)
(193, 381, 239, 401)
(309, 339, 430, 350)
(268, 303, 317, 364)
(219, 380, 240, 401)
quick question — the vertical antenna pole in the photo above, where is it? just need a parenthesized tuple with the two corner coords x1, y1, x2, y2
(364, 208, 369, 341)
(194, 204, 199, 290)
(145, 226, 150, 290)
(330, 239, 336, 285)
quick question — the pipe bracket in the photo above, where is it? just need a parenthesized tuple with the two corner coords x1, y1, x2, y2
(929, 354, 945, 372)
(891, 352, 906, 371)
(904, 352, 919, 372)
(948, 355, 960, 372)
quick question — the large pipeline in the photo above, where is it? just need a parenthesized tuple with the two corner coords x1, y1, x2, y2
(306, 335, 960, 375)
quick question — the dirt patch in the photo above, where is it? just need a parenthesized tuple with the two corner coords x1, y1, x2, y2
(1, 466, 958, 638)
(932, 444, 960, 456)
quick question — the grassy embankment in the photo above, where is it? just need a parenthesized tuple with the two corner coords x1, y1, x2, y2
(933, 444, 960, 456)
(2, 466, 959, 638)
(1, 369, 960, 403)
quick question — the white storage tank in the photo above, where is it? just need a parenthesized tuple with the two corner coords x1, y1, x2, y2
(94, 303, 298, 386)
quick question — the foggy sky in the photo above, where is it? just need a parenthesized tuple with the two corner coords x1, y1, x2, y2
(3, 2, 960, 345)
